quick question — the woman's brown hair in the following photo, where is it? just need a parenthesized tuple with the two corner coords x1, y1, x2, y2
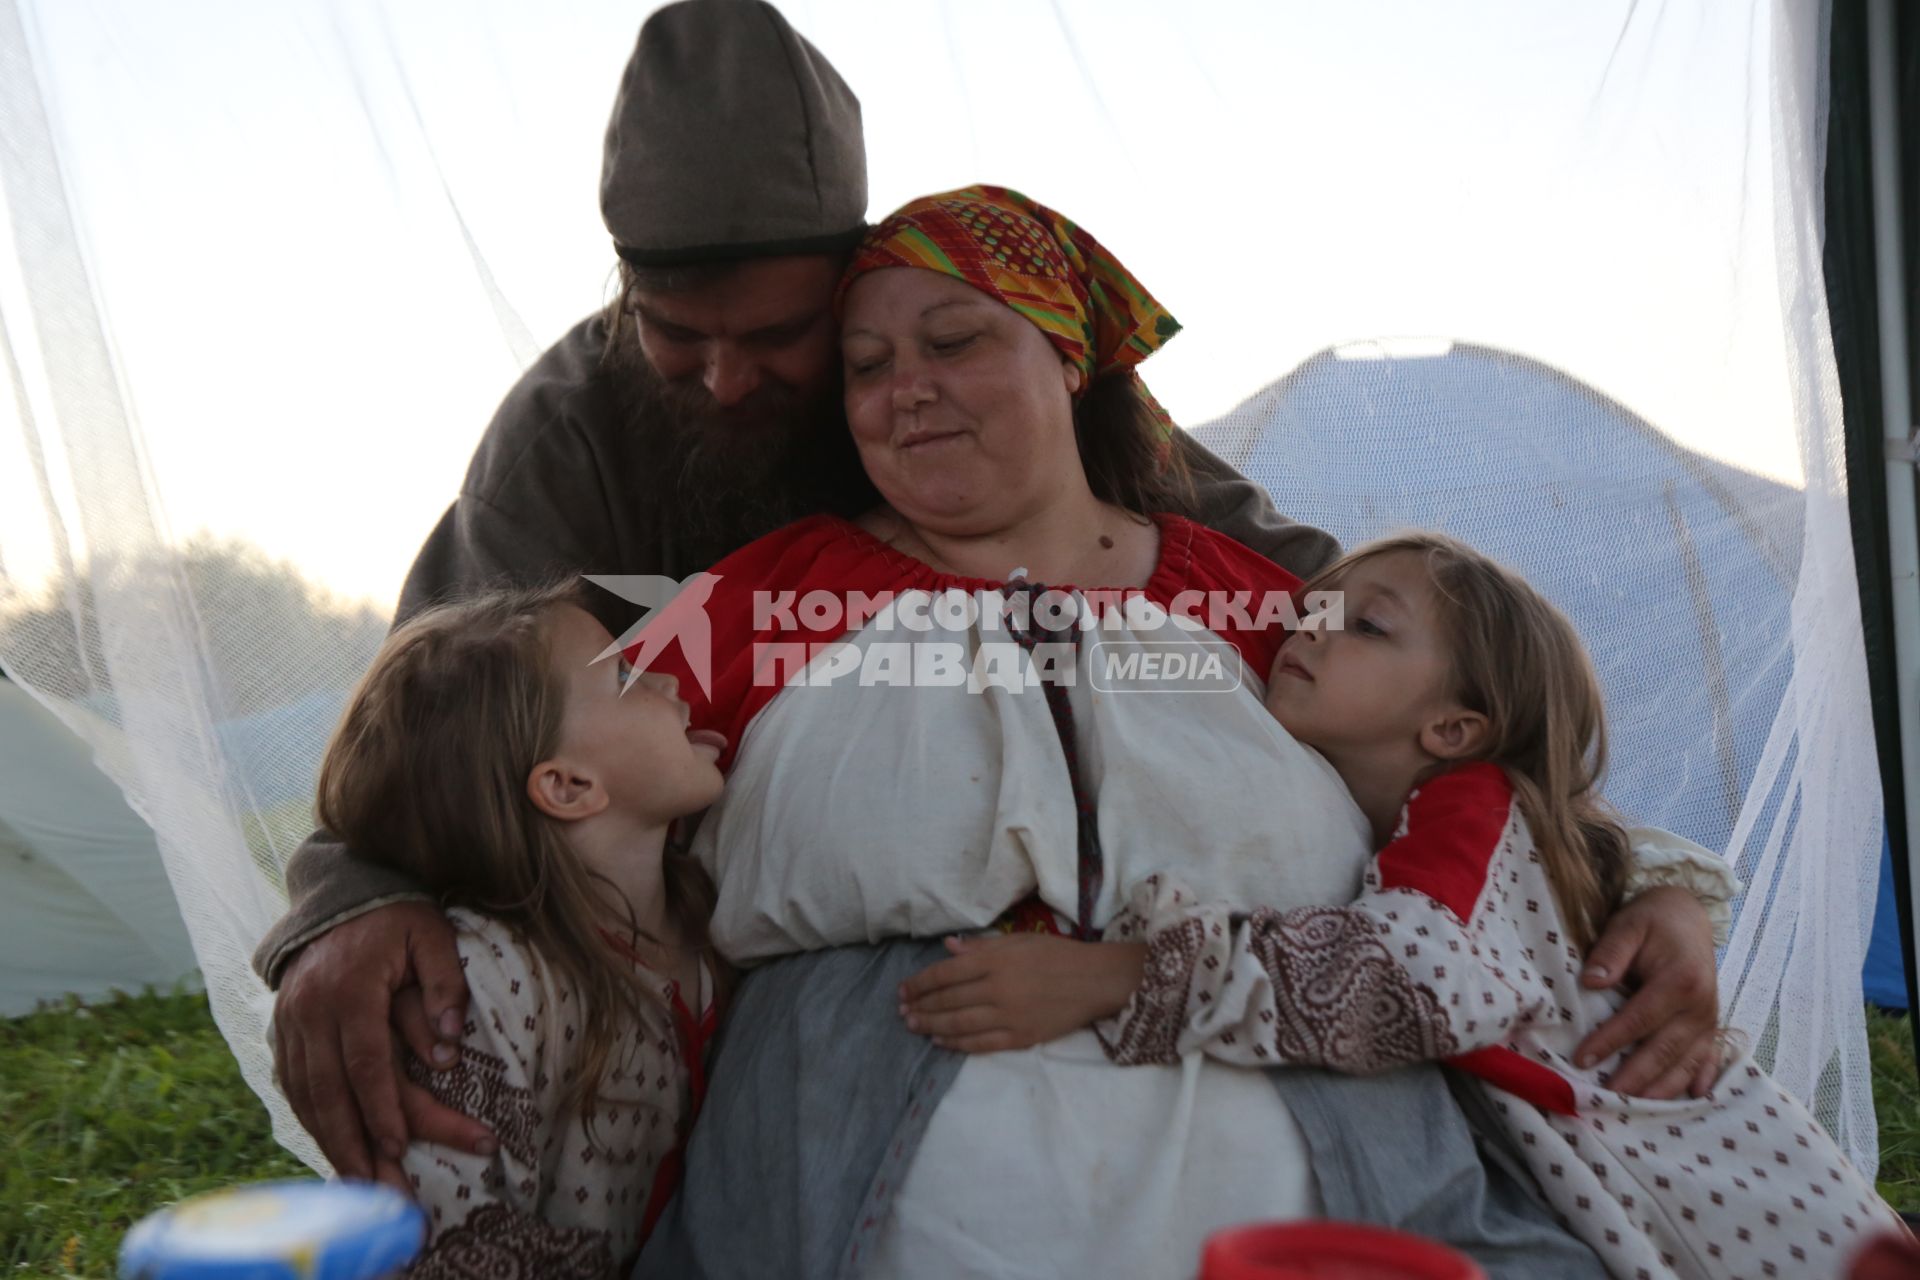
(1307, 532, 1630, 950)
(1074, 370, 1196, 519)
(315, 581, 719, 1120)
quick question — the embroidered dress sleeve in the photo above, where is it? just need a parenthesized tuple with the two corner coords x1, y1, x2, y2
(403, 918, 617, 1280)
(1096, 763, 1559, 1074)
(1620, 825, 1740, 946)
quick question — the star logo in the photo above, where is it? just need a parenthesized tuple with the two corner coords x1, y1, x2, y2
(582, 572, 722, 698)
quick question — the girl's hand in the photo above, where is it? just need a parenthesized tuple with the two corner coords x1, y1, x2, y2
(897, 934, 1148, 1054)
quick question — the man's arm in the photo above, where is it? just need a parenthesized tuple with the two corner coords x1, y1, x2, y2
(271, 900, 487, 1186)
(264, 411, 617, 1178)
(1174, 431, 1341, 579)
(253, 834, 431, 986)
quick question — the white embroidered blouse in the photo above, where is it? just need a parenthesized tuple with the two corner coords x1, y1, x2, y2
(649, 515, 1744, 1278)
(399, 909, 708, 1279)
(1095, 762, 1900, 1279)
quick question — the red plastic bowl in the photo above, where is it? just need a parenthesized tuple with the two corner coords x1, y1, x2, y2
(1199, 1221, 1487, 1280)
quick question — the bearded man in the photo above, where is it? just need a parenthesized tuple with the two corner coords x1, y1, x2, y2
(258, 0, 1724, 1219)
(257, 0, 1333, 1188)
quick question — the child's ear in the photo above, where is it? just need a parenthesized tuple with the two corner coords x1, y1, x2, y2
(1418, 707, 1490, 761)
(527, 758, 611, 822)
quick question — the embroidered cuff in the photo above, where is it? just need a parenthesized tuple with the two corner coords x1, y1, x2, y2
(1623, 825, 1741, 947)
(1095, 876, 1206, 1066)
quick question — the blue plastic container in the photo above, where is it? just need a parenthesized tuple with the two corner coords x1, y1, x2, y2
(119, 1179, 425, 1280)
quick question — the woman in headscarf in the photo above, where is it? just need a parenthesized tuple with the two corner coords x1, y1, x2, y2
(632, 186, 1731, 1280)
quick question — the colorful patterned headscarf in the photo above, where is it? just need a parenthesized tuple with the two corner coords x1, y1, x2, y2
(836, 184, 1181, 441)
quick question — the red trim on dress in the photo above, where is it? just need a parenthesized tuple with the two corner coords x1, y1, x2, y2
(1451, 1045, 1580, 1116)
(628, 513, 1303, 773)
(1372, 764, 1582, 1117)
(1374, 761, 1516, 921)
(596, 930, 718, 1243)
(638, 979, 718, 1242)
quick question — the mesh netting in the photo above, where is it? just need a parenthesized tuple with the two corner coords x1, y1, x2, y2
(0, 0, 1883, 1178)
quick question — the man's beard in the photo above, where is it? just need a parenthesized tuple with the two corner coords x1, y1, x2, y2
(605, 337, 876, 559)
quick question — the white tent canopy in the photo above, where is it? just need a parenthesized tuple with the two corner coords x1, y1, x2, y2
(0, 0, 1881, 1178)
(0, 678, 197, 1016)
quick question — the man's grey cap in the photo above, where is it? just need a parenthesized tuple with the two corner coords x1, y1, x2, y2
(601, 0, 868, 267)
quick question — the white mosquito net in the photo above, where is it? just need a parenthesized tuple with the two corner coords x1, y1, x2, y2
(0, 0, 1882, 1176)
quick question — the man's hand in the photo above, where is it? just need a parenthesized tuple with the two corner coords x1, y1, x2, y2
(271, 901, 493, 1184)
(1574, 884, 1722, 1099)
(897, 934, 1147, 1054)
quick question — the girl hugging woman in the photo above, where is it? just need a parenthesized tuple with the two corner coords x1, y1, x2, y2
(900, 532, 1905, 1279)
(313, 581, 728, 1278)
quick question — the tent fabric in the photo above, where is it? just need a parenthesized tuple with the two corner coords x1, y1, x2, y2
(0, 0, 1889, 1180)
(1825, 0, 1918, 1023)
(1197, 342, 1801, 861)
(1866, 837, 1908, 1011)
(0, 679, 198, 1015)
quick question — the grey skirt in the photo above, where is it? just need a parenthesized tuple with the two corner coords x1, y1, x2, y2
(634, 941, 1605, 1280)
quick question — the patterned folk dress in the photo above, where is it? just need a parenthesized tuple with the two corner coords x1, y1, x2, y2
(644, 511, 1371, 1277)
(635, 513, 1742, 1278)
(399, 909, 713, 1279)
(1096, 761, 1904, 1280)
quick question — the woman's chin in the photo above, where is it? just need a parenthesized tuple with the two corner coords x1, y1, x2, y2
(877, 487, 999, 534)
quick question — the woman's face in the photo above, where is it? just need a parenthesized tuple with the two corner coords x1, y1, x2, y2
(840, 269, 1086, 536)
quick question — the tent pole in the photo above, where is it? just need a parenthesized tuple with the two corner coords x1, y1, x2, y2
(1866, 0, 1920, 1001)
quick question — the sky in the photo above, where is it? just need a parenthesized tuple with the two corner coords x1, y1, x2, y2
(0, 0, 1812, 609)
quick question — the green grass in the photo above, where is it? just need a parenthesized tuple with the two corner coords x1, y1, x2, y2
(2, 992, 1916, 1276)
(1, 988, 306, 1277)
(1870, 1005, 1920, 1211)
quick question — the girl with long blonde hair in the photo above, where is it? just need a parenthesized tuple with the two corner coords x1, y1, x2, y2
(902, 531, 1902, 1278)
(314, 581, 726, 1278)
